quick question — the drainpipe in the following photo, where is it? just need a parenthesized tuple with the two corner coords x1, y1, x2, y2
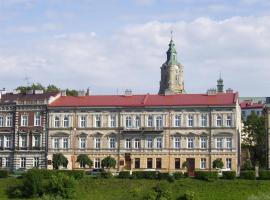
(208, 107, 212, 171)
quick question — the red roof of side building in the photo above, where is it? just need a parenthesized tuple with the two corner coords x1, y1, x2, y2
(49, 93, 238, 108)
(240, 101, 264, 110)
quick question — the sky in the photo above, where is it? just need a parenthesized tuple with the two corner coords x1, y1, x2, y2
(0, 0, 270, 96)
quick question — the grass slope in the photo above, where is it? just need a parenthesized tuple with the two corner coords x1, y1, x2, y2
(1, 177, 270, 200)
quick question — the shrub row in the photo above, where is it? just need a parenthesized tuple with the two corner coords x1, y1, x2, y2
(0, 170, 9, 178)
(240, 170, 256, 180)
(258, 170, 270, 180)
(118, 171, 185, 180)
(194, 171, 218, 181)
(222, 171, 236, 179)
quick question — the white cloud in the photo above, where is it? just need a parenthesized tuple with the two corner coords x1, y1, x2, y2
(1, 16, 270, 96)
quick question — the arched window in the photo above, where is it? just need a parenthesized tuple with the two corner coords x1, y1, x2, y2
(63, 116, 69, 128)
(54, 116, 60, 128)
(226, 115, 232, 127)
(126, 116, 132, 128)
(175, 115, 181, 127)
(156, 116, 163, 129)
(216, 115, 222, 127)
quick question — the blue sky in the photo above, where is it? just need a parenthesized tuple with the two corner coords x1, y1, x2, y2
(0, 0, 270, 96)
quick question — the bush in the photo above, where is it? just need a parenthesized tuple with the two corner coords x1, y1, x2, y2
(178, 191, 196, 200)
(132, 171, 158, 179)
(222, 171, 236, 179)
(242, 159, 253, 170)
(167, 175, 175, 183)
(240, 170, 256, 180)
(259, 170, 270, 180)
(173, 172, 183, 179)
(0, 170, 9, 178)
(194, 171, 218, 181)
(58, 170, 85, 180)
(118, 171, 131, 179)
(100, 171, 112, 178)
(212, 158, 224, 169)
(154, 183, 171, 200)
(157, 172, 170, 180)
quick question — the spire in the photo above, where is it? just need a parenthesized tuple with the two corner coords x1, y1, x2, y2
(166, 31, 178, 65)
(217, 72, 224, 93)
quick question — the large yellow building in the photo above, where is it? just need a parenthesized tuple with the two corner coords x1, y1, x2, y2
(47, 39, 242, 174)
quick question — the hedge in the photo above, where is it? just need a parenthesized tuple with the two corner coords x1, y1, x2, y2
(118, 171, 131, 179)
(0, 170, 9, 178)
(100, 171, 112, 178)
(194, 171, 218, 181)
(157, 172, 170, 180)
(173, 172, 183, 179)
(240, 170, 256, 180)
(259, 170, 270, 180)
(222, 171, 236, 179)
(132, 171, 158, 179)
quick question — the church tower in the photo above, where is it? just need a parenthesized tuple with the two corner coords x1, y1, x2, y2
(159, 37, 184, 95)
(217, 74, 224, 93)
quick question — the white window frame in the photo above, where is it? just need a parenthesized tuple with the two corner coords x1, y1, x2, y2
(95, 138, 101, 149)
(110, 115, 116, 128)
(156, 116, 163, 129)
(34, 112, 41, 126)
(226, 158, 232, 169)
(95, 115, 101, 128)
(0, 116, 4, 127)
(216, 115, 222, 127)
(80, 116, 87, 128)
(156, 137, 162, 149)
(6, 115, 12, 127)
(5, 136, 11, 148)
(135, 115, 140, 128)
(21, 115, 28, 127)
(125, 138, 131, 149)
(201, 114, 207, 127)
(126, 116, 132, 128)
(54, 116, 60, 128)
(200, 137, 207, 149)
(226, 115, 232, 127)
(146, 138, 153, 149)
(33, 135, 40, 147)
(63, 138, 69, 149)
(20, 157, 26, 168)
(53, 138, 60, 149)
(216, 138, 223, 149)
(174, 137, 180, 149)
(33, 157, 39, 167)
(187, 137, 194, 149)
(134, 138, 140, 149)
(226, 137, 232, 149)
(80, 137, 86, 149)
(200, 158, 206, 169)
(175, 115, 181, 127)
(94, 158, 101, 169)
(188, 115, 194, 127)
(109, 138, 115, 149)
(147, 115, 153, 127)
(20, 135, 27, 148)
(63, 116, 69, 128)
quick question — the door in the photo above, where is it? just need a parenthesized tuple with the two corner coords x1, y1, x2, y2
(186, 158, 195, 176)
(125, 153, 131, 170)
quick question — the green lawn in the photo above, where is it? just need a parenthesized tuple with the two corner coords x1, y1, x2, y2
(1, 177, 270, 200)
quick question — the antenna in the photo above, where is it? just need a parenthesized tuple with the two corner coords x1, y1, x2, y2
(170, 30, 173, 40)
(23, 68, 31, 86)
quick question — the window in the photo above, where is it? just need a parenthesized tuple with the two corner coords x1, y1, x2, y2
(125, 138, 131, 149)
(34, 112, 41, 126)
(156, 116, 163, 129)
(226, 158, 232, 169)
(175, 115, 181, 127)
(200, 137, 207, 149)
(201, 114, 207, 127)
(95, 115, 101, 127)
(134, 138, 140, 149)
(226, 115, 232, 127)
(174, 137, 180, 149)
(216, 138, 223, 149)
(156, 138, 162, 149)
(80, 116, 87, 128)
(33, 135, 40, 147)
(156, 158, 162, 169)
(146, 138, 153, 149)
(135, 115, 140, 128)
(20, 135, 27, 148)
(54, 116, 60, 128)
(135, 158, 140, 169)
(95, 138, 101, 149)
(53, 138, 60, 149)
(147, 115, 153, 127)
(200, 158, 206, 169)
(216, 115, 222, 127)
(33, 157, 39, 167)
(187, 137, 194, 149)
(5, 157, 10, 168)
(109, 138, 115, 149)
(63, 138, 69, 149)
(80, 161, 85, 168)
(126, 116, 132, 128)
(6, 115, 12, 127)
(110, 115, 116, 127)
(21, 115, 28, 127)
(0, 136, 3, 148)
(94, 158, 101, 168)
(188, 115, 194, 127)
(226, 138, 232, 149)
(0, 116, 3, 127)
(20, 157, 26, 168)
(175, 158, 181, 169)
(6, 136, 11, 148)
(63, 116, 69, 128)
(80, 137, 86, 149)
(147, 158, 153, 169)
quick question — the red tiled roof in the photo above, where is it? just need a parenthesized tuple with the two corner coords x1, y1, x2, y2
(1, 92, 59, 102)
(240, 101, 264, 110)
(49, 93, 238, 107)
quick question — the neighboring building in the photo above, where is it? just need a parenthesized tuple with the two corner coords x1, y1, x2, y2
(240, 100, 264, 121)
(265, 97, 270, 169)
(47, 39, 242, 173)
(0, 90, 60, 170)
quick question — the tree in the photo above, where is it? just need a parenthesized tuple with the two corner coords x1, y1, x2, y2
(16, 83, 45, 93)
(212, 158, 224, 169)
(46, 84, 60, 93)
(242, 159, 253, 170)
(101, 156, 116, 169)
(76, 154, 93, 168)
(182, 161, 189, 169)
(242, 113, 266, 167)
(52, 153, 68, 170)
(66, 89, 78, 96)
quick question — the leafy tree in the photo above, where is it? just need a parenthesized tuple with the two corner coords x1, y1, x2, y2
(46, 84, 60, 93)
(242, 159, 253, 170)
(66, 89, 78, 96)
(16, 83, 45, 93)
(76, 154, 93, 168)
(101, 156, 116, 169)
(52, 153, 68, 170)
(212, 158, 224, 169)
(182, 161, 189, 169)
(242, 113, 266, 167)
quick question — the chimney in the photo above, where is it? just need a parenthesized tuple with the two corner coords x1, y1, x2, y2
(78, 90, 86, 96)
(86, 88, 91, 96)
(34, 90, 44, 94)
(226, 88, 233, 93)
(61, 90, 66, 96)
(207, 88, 217, 95)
